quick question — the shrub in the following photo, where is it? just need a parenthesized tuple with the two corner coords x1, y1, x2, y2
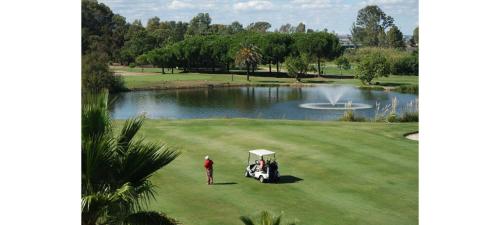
(390, 55, 418, 75)
(335, 56, 351, 75)
(346, 47, 418, 76)
(284, 54, 310, 81)
(355, 52, 390, 84)
(399, 98, 418, 122)
(82, 53, 125, 93)
(386, 97, 398, 122)
(129, 62, 136, 68)
(399, 112, 419, 122)
(373, 97, 418, 122)
(339, 101, 366, 122)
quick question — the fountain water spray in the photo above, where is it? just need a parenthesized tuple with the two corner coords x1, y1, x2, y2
(299, 86, 372, 110)
(319, 86, 347, 106)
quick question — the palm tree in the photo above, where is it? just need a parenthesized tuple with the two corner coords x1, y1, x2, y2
(235, 44, 262, 81)
(239, 211, 297, 225)
(82, 92, 180, 225)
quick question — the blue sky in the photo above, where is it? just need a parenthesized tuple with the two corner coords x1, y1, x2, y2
(100, 0, 418, 35)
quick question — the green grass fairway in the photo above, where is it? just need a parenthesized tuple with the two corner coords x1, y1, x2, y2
(114, 119, 418, 225)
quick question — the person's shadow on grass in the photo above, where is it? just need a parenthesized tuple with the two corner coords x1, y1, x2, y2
(276, 175, 303, 184)
(212, 182, 237, 185)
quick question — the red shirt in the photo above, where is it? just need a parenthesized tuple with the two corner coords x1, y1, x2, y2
(204, 159, 213, 170)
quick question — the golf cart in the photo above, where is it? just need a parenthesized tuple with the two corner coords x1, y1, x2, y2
(244, 149, 280, 183)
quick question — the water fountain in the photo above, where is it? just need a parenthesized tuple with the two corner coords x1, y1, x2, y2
(299, 86, 372, 110)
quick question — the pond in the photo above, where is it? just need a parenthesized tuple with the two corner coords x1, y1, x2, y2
(109, 85, 418, 121)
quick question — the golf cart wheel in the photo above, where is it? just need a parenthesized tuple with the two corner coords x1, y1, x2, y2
(245, 171, 250, 177)
(259, 176, 266, 183)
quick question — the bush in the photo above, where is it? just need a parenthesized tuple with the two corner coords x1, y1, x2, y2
(346, 47, 418, 76)
(284, 54, 310, 81)
(354, 52, 390, 84)
(387, 97, 398, 122)
(399, 112, 419, 122)
(390, 55, 418, 75)
(129, 62, 136, 68)
(82, 53, 126, 93)
(339, 102, 366, 122)
(373, 97, 418, 122)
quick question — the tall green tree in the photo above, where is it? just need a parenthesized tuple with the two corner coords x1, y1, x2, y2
(246, 21, 272, 33)
(295, 22, 306, 33)
(355, 52, 390, 84)
(228, 21, 244, 34)
(294, 32, 342, 76)
(135, 54, 149, 72)
(147, 47, 177, 74)
(285, 54, 310, 81)
(176, 36, 204, 71)
(279, 24, 292, 33)
(335, 56, 351, 75)
(386, 26, 406, 49)
(82, 0, 128, 60)
(410, 26, 419, 47)
(82, 92, 180, 225)
(262, 33, 293, 73)
(82, 53, 124, 93)
(120, 25, 156, 64)
(235, 44, 262, 81)
(146, 16, 161, 31)
(186, 13, 211, 35)
(210, 35, 233, 72)
(351, 5, 394, 47)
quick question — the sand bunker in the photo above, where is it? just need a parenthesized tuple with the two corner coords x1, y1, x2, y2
(405, 133, 419, 141)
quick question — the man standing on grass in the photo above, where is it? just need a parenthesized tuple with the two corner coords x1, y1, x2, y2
(204, 156, 214, 185)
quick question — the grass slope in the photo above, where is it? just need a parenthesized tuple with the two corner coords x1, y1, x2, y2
(114, 67, 418, 91)
(114, 119, 418, 225)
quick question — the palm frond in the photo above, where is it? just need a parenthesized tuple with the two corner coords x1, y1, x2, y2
(82, 193, 110, 213)
(82, 91, 180, 225)
(260, 211, 273, 225)
(272, 215, 282, 225)
(82, 135, 116, 193)
(239, 216, 256, 225)
(82, 91, 111, 139)
(118, 142, 179, 184)
(117, 115, 146, 154)
(125, 211, 178, 225)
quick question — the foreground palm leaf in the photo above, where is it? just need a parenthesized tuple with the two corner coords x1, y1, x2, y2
(82, 91, 180, 225)
(239, 211, 296, 225)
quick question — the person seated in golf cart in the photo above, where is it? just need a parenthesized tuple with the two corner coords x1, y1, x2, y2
(258, 156, 266, 171)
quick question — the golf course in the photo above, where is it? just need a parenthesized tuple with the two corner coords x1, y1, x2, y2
(81, 1, 420, 224)
(112, 65, 418, 92)
(113, 119, 418, 225)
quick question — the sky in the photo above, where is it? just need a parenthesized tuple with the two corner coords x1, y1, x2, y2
(100, 0, 418, 35)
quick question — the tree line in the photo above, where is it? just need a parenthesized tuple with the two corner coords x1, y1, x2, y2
(82, 0, 418, 91)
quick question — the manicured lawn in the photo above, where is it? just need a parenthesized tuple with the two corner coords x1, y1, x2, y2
(115, 68, 418, 90)
(322, 61, 356, 75)
(114, 119, 418, 225)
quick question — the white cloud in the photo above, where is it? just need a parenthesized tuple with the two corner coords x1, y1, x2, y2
(167, 0, 196, 10)
(360, 0, 413, 6)
(233, 0, 274, 11)
(291, 0, 333, 9)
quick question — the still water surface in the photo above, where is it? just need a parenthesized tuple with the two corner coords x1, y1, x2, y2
(109, 85, 418, 120)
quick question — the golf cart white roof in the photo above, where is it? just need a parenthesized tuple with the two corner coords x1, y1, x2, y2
(249, 149, 275, 156)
